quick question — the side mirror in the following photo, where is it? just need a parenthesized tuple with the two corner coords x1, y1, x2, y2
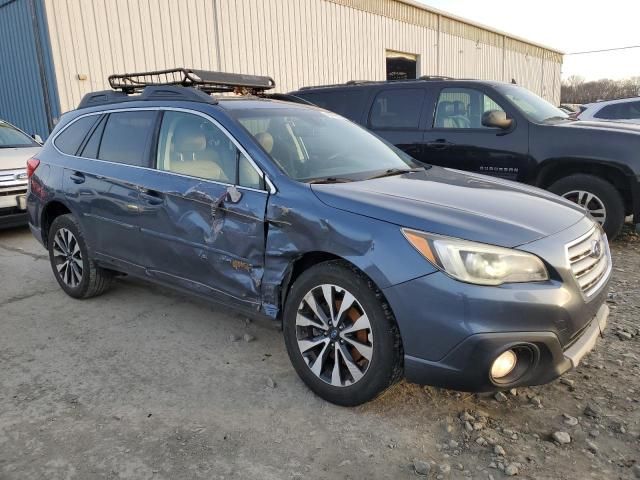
(32, 134, 43, 144)
(481, 110, 513, 130)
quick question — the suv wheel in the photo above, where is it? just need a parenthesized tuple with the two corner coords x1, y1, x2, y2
(48, 214, 113, 298)
(549, 174, 624, 239)
(283, 261, 402, 406)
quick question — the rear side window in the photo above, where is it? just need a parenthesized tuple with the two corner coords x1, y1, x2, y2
(79, 115, 107, 158)
(595, 101, 640, 120)
(98, 111, 156, 166)
(294, 90, 366, 121)
(54, 115, 99, 155)
(369, 89, 425, 129)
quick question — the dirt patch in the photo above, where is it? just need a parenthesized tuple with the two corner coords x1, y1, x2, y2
(0, 226, 638, 479)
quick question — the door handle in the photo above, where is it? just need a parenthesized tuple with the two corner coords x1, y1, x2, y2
(69, 172, 85, 184)
(425, 139, 454, 150)
(139, 188, 164, 205)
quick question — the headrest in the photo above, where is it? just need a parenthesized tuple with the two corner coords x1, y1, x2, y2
(255, 131, 274, 154)
(452, 101, 466, 115)
(173, 122, 206, 153)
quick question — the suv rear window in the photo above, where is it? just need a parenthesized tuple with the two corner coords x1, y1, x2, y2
(294, 90, 366, 121)
(55, 115, 99, 155)
(98, 111, 156, 166)
(369, 89, 425, 129)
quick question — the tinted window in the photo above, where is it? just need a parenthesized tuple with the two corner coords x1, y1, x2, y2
(156, 111, 239, 184)
(99, 111, 156, 166)
(295, 90, 366, 121)
(595, 101, 640, 120)
(0, 121, 38, 147)
(54, 115, 99, 155)
(79, 115, 106, 158)
(434, 88, 505, 129)
(369, 89, 425, 129)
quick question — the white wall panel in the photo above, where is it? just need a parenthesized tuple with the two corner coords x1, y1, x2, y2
(43, 0, 561, 112)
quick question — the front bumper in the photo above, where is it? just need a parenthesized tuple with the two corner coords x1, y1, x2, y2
(403, 304, 608, 391)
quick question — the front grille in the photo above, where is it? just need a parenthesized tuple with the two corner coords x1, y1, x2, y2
(0, 169, 28, 190)
(566, 227, 611, 297)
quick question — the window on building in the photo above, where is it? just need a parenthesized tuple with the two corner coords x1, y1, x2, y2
(386, 50, 418, 81)
(369, 89, 426, 129)
(54, 115, 99, 155)
(434, 88, 505, 129)
(156, 111, 241, 185)
(98, 111, 156, 166)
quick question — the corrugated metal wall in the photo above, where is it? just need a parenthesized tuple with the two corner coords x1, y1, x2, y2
(41, 0, 562, 114)
(0, 0, 60, 138)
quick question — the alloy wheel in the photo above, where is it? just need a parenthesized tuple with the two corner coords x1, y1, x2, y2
(562, 190, 606, 225)
(52, 228, 83, 288)
(295, 284, 373, 387)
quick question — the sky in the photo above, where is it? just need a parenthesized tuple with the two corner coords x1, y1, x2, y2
(416, 0, 640, 81)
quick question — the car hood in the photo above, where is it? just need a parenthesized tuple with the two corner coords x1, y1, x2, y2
(311, 167, 587, 247)
(557, 119, 640, 133)
(0, 146, 40, 171)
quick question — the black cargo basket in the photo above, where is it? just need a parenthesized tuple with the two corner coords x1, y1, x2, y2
(108, 68, 276, 94)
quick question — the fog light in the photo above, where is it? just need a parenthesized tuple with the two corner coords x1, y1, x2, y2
(491, 350, 517, 379)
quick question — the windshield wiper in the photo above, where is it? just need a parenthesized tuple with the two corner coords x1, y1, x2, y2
(307, 177, 354, 184)
(367, 167, 423, 180)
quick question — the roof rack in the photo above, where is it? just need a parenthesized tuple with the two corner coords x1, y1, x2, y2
(298, 75, 458, 90)
(108, 68, 276, 94)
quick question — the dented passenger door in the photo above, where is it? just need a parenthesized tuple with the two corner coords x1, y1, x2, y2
(136, 109, 269, 308)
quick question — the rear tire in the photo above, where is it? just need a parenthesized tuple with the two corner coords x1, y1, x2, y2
(549, 174, 624, 239)
(48, 214, 113, 299)
(283, 260, 403, 406)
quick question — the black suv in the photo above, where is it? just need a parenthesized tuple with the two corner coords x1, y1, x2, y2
(290, 78, 640, 239)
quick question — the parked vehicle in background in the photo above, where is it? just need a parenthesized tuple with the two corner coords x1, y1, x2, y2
(27, 69, 610, 406)
(578, 97, 640, 124)
(289, 79, 640, 239)
(0, 119, 41, 228)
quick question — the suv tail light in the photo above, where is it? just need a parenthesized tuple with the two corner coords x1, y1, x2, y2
(27, 157, 40, 179)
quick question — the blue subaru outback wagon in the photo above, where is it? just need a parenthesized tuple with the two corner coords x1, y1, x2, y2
(26, 69, 611, 406)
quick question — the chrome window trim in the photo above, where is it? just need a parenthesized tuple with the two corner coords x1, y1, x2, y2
(51, 106, 276, 194)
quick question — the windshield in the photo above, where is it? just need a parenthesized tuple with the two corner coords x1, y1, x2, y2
(230, 107, 419, 182)
(496, 85, 569, 123)
(0, 121, 38, 148)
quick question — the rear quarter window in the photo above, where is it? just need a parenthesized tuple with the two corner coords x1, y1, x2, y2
(54, 115, 99, 155)
(98, 111, 157, 166)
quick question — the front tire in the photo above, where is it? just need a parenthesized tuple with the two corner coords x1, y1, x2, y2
(549, 174, 624, 239)
(283, 261, 402, 406)
(48, 214, 113, 299)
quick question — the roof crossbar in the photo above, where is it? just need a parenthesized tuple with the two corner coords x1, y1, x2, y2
(108, 68, 276, 94)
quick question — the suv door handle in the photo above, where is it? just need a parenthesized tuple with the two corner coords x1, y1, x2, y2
(425, 139, 454, 150)
(69, 172, 85, 184)
(139, 188, 164, 205)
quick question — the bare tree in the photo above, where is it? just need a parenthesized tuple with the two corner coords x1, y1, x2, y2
(561, 77, 640, 104)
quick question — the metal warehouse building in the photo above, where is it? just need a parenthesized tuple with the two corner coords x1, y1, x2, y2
(1, 0, 563, 138)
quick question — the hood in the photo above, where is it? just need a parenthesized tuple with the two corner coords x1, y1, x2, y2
(0, 146, 41, 171)
(556, 119, 640, 133)
(311, 167, 587, 247)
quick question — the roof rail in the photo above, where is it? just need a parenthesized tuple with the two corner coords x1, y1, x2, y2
(418, 75, 455, 81)
(297, 75, 460, 90)
(108, 68, 276, 94)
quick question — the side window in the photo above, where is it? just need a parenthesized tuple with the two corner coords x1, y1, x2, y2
(99, 111, 156, 166)
(79, 115, 107, 158)
(434, 88, 505, 129)
(157, 111, 239, 184)
(239, 155, 265, 190)
(369, 89, 425, 129)
(54, 115, 99, 155)
(594, 104, 619, 120)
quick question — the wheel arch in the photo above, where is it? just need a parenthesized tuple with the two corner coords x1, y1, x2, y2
(41, 199, 73, 247)
(535, 158, 634, 214)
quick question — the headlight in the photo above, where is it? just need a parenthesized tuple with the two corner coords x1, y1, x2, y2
(401, 228, 549, 286)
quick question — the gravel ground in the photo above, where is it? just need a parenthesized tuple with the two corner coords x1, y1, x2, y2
(0, 225, 638, 480)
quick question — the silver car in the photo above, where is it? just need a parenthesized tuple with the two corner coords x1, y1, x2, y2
(0, 120, 41, 228)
